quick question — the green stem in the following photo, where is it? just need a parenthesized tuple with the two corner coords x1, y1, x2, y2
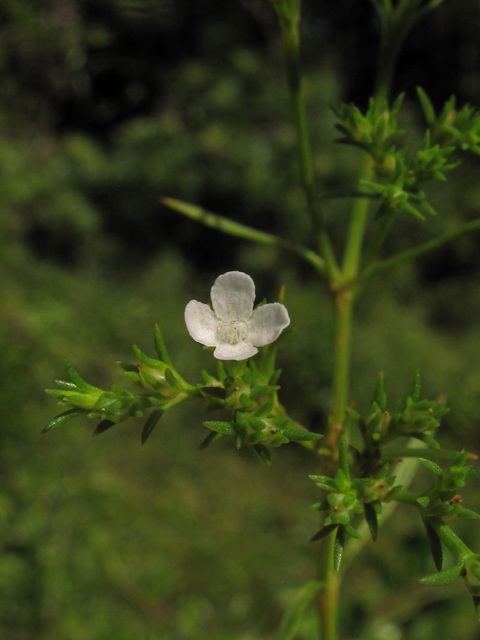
(279, 20, 340, 278)
(363, 218, 480, 281)
(342, 162, 374, 280)
(331, 289, 354, 430)
(317, 287, 355, 640)
(317, 531, 340, 640)
(161, 197, 326, 274)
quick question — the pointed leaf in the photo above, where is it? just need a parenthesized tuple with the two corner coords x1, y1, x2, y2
(411, 432, 440, 449)
(55, 380, 79, 391)
(418, 458, 443, 476)
(345, 524, 362, 540)
(254, 398, 274, 418)
(154, 324, 172, 365)
(424, 516, 443, 571)
(199, 431, 223, 450)
(165, 368, 182, 389)
(334, 526, 345, 572)
(203, 421, 235, 435)
(420, 561, 464, 586)
(117, 361, 138, 373)
(42, 408, 85, 433)
(93, 420, 116, 436)
(111, 384, 132, 397)
(282, 428, 323, 442)
(253, 444, 271, 465)
(364, 502, 378, 541)
(373, 372, 387, 411)
(417, 87, 436, 128)
(310, 524, 338, 543)
(64, 361, 98, 393)
(409, 370, 421, 402)
(142, 408, 165, 444)
(455, 506, 480, 519)
(311, 501, 330, 511)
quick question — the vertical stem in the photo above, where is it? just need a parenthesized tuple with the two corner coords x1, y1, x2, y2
(317, 533, 340, 640)
(280, 20, 340, 279)
(316, 288, 355, 640)
(331, 288, 354, 429)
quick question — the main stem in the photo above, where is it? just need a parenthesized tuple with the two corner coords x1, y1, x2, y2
(280, 19, 340, 279)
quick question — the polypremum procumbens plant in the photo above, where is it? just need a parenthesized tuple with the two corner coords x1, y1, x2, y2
(44, 0, 480, 638)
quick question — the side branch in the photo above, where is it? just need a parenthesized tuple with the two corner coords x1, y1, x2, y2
(362, 218, 480, 280)
(161, 197, 326, 274)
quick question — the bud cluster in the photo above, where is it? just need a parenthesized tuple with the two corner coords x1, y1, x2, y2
(334, 90, 480, 221)
(199, 345, 322, 464)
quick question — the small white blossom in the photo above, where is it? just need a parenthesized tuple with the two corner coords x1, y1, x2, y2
(185, 271, 290, 361)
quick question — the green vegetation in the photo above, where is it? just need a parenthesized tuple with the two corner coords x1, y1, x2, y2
(3, 0, 480, 638)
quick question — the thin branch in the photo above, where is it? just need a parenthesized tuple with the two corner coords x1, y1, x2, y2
(161, 197, 326, 274)
(362, 218, 480, 280)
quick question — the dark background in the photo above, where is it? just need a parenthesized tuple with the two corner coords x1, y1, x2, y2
(2, 0, 480, 638)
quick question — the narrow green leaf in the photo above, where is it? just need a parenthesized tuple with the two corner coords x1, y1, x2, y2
(420, 561, 464, 586)
(253, 444, 271, 465)
(418, 458, 443, 476)
(310, 524, 338, 543)
(203, 421, 235, 435)
(364, 502, 378, 541)
(311, 501, 330, 511)
(417, 496, 430, 507)
(199, 386, 226, 401)
(411, 432, 440, 449)
(250, 385, 278, 400)
(64, 361, 98, 393)
(42, 408, 85, 433)
(45, 389, 69, 399)
(142, 408, 165, 444)
(274, 580, 324, 640)
(334, 526, 345, 572)
(111, 384, 132, 397)
(309, 475, 337, 489)
(124, 371, 143, 386)
(456, 506, 480, 519)
(417, 87, 437, 128)
(117, 361, 138, 373)
(423, 516, 443, 571)
(55, 380, 79, 391)
(93, 420, 116, 436)
(165, 368, 182, 389)
(345, 525, 362, 540)
(282, 428, 323, 442)
(254, 398, 274, 418)
(154, 324, 172, 365)
(199, 431, 223, 450)
(373, 372, 387, 411)
(409, 370, 421, 402)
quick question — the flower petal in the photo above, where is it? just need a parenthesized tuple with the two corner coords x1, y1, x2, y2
(248, 303, 290, 347)
(211, 271, 255, 322)
(214, 342, 258, 361)
(185, 300, 219, 346)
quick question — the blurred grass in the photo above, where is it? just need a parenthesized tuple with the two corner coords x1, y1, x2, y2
(2, 1, 480, 639)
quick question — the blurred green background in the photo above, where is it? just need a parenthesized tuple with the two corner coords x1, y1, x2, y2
(3, 0, 480, 638)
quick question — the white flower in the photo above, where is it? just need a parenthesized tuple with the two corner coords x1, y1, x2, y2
(185, 271, 290, 361)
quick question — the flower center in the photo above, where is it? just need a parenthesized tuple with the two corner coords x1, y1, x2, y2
(216, 320, 248, 345)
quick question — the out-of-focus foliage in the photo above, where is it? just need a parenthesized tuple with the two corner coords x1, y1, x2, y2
(2, 0, 480, 639)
